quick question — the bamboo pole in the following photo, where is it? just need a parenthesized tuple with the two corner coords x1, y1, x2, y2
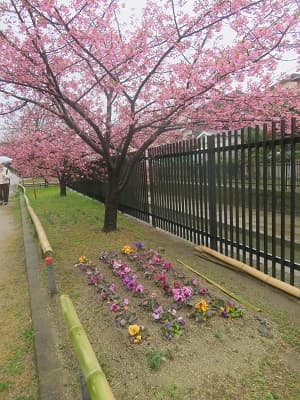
(177, 259, 261, 312)
(60, 295, 116, 400)
(19, 184, 53, 257)
(195, 245, 300, 300)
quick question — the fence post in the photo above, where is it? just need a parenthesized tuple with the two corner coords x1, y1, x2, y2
(207, 136, 217, 250)
(145, 149, 153, 226)
(44, 256, 57, 296)
(148, 148, 156, 228)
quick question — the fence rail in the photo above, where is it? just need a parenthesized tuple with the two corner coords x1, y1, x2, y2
(72, 118, 300, 287)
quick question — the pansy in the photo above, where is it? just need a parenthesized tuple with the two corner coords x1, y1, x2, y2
(134, 242, 145, 250)
(123, 298, 129, 307)
(100, 290, 107, 301)
(195, 299, 208, 313)
(128, 324, 140, 336)
(163, 261, 173, 270)
(89, 275, 99, 285)
(192, 278, 200, 286)
(79, 255, 89, 264)
(150, 255, 163, 265)
(109, 283, 117, 292)
(110, 303, 120, 312)
(172, 286, 193, 303)
(122, 245, 135, 255)
(199, 287, 208, 294)
(152, 305, 164, 320)
(133, 335, 142, 344)
(135, 284, 144, 294)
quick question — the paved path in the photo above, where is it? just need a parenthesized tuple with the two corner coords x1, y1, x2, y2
(1, 182, 67, 399)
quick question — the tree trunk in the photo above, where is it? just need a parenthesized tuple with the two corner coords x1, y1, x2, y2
(60, 180, 67, 196)
(103, 179, 120, 232)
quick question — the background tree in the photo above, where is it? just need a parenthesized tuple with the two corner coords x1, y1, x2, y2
(3, 110, 96, 196)
(0, 0, 299, 231)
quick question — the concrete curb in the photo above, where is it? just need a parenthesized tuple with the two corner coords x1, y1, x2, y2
(20, 194, 66, 400)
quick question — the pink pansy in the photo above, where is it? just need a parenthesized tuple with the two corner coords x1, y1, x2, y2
(109, 283, 117, 292)
(163, 262, 173, 270)
(123, 298, 129, 306)
(135, 284, 144, 293)
(192, 278, 200, 286)
(110, 303, 120, 312)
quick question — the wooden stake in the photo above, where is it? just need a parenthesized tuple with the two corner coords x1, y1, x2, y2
(177, 259, 261, 312)
(195, 245, 300, 300)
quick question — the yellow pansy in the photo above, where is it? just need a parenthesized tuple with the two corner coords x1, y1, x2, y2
(195, 299, 208, 313)
(128, 325, 140, 336)
(122, 245, 134, 255)
(133, 335, 142, 344)
(226, 304, 233, 313)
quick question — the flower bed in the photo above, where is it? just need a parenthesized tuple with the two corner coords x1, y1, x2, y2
(74, 242, 244, 368)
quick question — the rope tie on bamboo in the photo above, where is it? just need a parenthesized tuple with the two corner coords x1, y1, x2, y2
(85, 368, 101, 380)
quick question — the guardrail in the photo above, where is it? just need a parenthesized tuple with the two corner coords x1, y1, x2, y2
(19, 184, 57, 295)
(60, 295, 116, 400)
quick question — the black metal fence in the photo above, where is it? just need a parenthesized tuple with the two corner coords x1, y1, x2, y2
(73, 118, 300, 287)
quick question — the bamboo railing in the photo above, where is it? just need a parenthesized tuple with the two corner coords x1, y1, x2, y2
(60, 295, 116, 400)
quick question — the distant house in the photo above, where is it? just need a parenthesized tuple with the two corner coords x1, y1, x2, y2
(277, 73, 300, 89)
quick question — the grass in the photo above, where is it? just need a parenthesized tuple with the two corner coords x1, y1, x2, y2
(0, 194, 38, 399)
(28, 189, 158, 283)
(24, 186, 148, 299)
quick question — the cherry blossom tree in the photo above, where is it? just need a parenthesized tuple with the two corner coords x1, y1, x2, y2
(3, 110, 97, 196)
(0, 0, 299, 231)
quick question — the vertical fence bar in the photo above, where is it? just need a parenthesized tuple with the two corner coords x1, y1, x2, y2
(207, 136, 217, 250)
(255, 125, 261, 269)
(165, 146, 171, 233)
(262, 124, 269, 274)
(190, 139, 197, 243)
(170, 144, 178, 236)
(178, 141, 184, 238)
(202, 137, 209, 246)
(198, 139, 205, 245)
(234, 130, 240, 260)
(157, 147, 163, 230)
(144, 153, 151, 223)
(280, 120, 286, 281)
(228, 131, 234, 257)
(182, 141, 188, 240)
(247, 126, 253, 266)
(195, 139, 201, 245)
(186, 139, 193, 242)
(216, 133, 223, 252)
(240, 128, 246, 263)
(165, 144, 172, 235)
(271, 121, 277, 278)
(160, 146, 167, 232)
(173, 142, 180, 237)
(222, 133, 228, 256)
(145, 150, 152, 225)
(148, 148, 156, 228)
(289, 118, 296, 285)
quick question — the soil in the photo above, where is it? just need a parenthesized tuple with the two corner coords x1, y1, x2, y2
(49, 226, 300, 400)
